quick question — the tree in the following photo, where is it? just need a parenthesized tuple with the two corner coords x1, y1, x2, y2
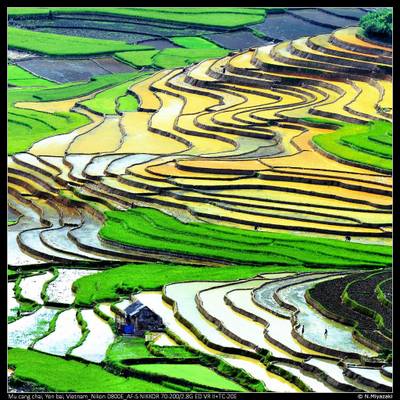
(360, 8, 392, 39)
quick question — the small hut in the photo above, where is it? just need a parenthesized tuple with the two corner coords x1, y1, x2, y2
(115, 299, 164, 336)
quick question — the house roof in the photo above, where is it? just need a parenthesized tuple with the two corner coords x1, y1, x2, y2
(124, 301, 148, 317)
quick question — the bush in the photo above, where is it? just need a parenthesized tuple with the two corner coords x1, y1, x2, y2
(360, 8, 392, 39)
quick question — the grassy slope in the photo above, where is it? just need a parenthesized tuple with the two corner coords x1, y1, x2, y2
(8, 348, 175, 392)
(117, 93, 139, 113)
(170, 36, 221, 49)
(8, 111, 89, 155)
(80, 73, 152, 115)
(153, 48, 230, 69)
(8, 27, 152, 56)
(74, 263, 342, 307)
(131, 364, 245, 391)
(7, 7, 266, 28)
(312, 120, 392, 171)
(115, 50, 160, 68)
(106, 337, 155, 362)
(98, 208, 391, 269)
(8, 65, 57, 88)
(116, 46, 228, 70)
(8, 72, 143, 154)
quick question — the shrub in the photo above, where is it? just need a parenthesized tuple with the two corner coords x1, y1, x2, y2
(360, 8, 392, 39)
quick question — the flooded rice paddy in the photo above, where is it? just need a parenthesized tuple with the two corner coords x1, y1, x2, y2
(206, 30, 270, 50)
(71, 309, 115, 363)
(272, 361, 336, 392)
(251, 14, 333, 41)
(8, 307, 59, 348)
(34, 308, 82, 356)
(46, 269, 99, 305)
(226, 288, 326, 357)
(19, 271, 54, 304)
(136, 291, 299, 393)
(164, 281, 246, 350)
(278, 277, 378, 357)
(253, 273, 327, 317)
(15, 57, 135, 83)
(347, 366, 392, 387)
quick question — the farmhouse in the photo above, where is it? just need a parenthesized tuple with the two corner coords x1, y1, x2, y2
(115, 299, 164, 336)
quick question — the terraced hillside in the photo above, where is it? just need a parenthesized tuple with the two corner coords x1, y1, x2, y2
(8, 7, 392, 394)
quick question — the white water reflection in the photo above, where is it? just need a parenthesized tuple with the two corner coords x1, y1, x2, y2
(34, 308, 82, 356)
(278, 278, 378, 357)
(20, 271, 54, 304)
(71, 309, 114, 363)
(136, 291, 299, 393)
(46, 268, 99, 305)
(8, 307, 59, 348)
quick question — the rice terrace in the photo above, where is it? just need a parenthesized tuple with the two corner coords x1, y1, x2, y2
(7, 7, 392, 394)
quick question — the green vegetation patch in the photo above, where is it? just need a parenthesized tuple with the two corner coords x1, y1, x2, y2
(170, 36, 221, 49)
(73, 263, 329, 307)
(8, 72, 143, 154)
(8, 65, 56, 88)
(312, 119, 392, 171)
(115, 43, 226, 71)
(360, 8, 392, 40)
(98, 208, 391, 270)
(117, 94, 139, 113)
(8, 27, 152, 56)
(106, 337, 156, 362)
(80, 73, 152, 115)
(149, 345, 196, 359)
(115, 50, 159, 68)
(8, 348, 175, 392)
(8, 8, 266, 29)
(130, 363, 245, 391)
(8, 269, 19, 278)
(8, 110, 90, 155)
(153, 48, 230, 69)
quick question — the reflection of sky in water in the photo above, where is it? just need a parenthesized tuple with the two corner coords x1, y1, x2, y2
(254, 274, 326, 317)
(8, 282, 20, 318)
(20, 271, 54, 304)
(8, 307, 59, 348)
(46, 268, 97, 304)
(274, 362, 336, 392)
(348, 367, 392, 387)
(71, 309, 114, 363)
(279, 279, 377, 357)
(34, 309, 82, 356)
(136, 292, 297, 392)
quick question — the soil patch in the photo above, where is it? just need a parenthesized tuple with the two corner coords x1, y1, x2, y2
(288, 9, 359, 29)
(206, 30, 269, 50)
(9, 15, 224, 41)
(91, 57, 138, 74)
(15, 57, 135, 83)
(319, 8, 368, 20)
(251, 14, 333, 41)
(34, 27, 153, 44)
